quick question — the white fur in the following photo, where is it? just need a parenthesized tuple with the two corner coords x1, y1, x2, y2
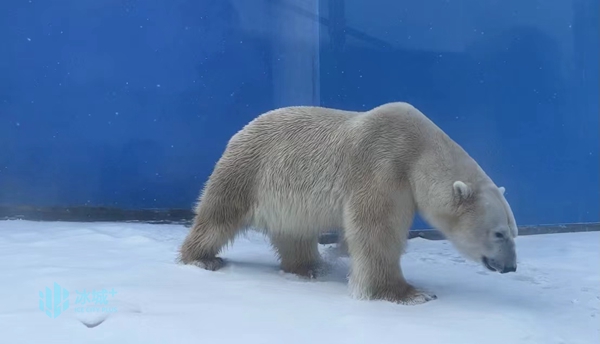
(179, 102, 519, 305)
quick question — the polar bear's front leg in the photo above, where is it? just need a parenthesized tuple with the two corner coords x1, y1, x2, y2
(343, 190, 437, 305)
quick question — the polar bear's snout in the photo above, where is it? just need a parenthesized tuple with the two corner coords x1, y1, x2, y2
(482, 240, 517, 274)
(482, 256, 517, 273)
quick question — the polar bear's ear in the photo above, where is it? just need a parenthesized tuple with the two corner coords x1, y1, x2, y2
(453, 181, 472, 201)
(498, 186, 506, 195)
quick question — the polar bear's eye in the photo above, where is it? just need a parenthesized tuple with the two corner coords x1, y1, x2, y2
(494, 232, 504, 239)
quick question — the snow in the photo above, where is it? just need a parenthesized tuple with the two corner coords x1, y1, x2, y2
(0, 220, 598, 344)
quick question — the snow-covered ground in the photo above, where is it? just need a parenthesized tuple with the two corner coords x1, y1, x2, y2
(0, 220, 598, 344)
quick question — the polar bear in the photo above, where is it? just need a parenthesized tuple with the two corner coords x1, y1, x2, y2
(179, 102, 518, 305)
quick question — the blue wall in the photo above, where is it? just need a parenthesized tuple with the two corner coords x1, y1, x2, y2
(1, 0, 598, 226)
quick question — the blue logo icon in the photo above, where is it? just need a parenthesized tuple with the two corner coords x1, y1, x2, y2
(39, 283, 118, 318)
(39, 282, 70, 318)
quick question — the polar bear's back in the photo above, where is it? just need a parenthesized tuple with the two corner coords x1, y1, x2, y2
(229, 105, 360, 169)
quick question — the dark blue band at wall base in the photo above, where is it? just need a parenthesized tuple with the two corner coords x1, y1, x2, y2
(1, 205, 597, 241)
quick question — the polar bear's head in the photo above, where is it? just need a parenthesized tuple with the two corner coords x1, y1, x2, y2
(423, 181, 518, 274)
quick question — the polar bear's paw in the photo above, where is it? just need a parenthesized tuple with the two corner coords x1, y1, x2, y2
(372, 284, 437, 305)
(188, 257, 227, 271)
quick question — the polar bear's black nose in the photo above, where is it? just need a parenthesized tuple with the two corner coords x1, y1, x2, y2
(500, 265, 517, 273)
